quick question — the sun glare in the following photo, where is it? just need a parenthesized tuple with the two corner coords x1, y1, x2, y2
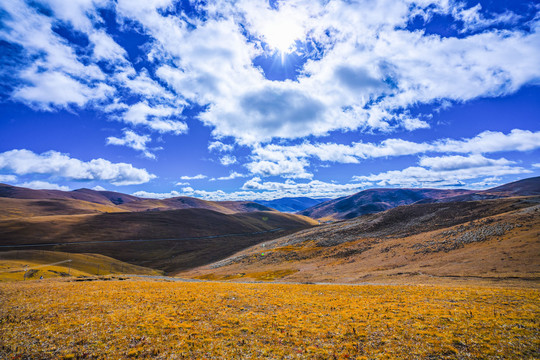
(261, 16, 303, 54)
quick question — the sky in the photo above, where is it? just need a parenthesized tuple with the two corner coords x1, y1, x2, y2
(0, 0, 539, 201)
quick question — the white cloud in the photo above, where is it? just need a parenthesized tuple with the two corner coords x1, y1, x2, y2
(133, 175, 370, 201)
(179, 174, 207, 180)
(452, 3, 521, 33)
(106, 130, 157, 159)
(246, 129, 540, 178)
(13, 70, 113, 111)
(418, 154, 514, 171)
(118, 102, 188, 135)
(353, 155, 530, 188)
(115, 68, 175, 100)
(208, 141, 234, 152)
(0, 174, 17, 183)
(533, 163, 540, 168)
(435, 129, 540, 154)
(219, 155, 237, 166)
(174, 182, 190, 186)
(19, 180, 70, 191)
(468, 177, 502, 190)
(240, 177, 368, 199)
(0, 149, 156, 186)
(133, 190, 182, 199)
(92, 185, 107, 191)
(0, 1, 110, 110)
(212, 171, 247, 181)
(246, 158, 313, 179)
(2, 0, 540, 185)
(178, 0, 540, 143)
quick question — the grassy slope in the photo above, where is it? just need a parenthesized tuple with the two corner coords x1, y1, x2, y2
(0, 250, 161, 281)
(0, 209, 317, 273)
(182, 197, 540, 286)
(0, 197, 125, 220)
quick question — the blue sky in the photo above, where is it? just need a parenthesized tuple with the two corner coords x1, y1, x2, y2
(0, 0, 539, 200)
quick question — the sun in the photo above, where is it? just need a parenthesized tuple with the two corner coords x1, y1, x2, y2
(261, 16, 303, 54)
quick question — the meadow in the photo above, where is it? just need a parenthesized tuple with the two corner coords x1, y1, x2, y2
(1, 279, 538, 359)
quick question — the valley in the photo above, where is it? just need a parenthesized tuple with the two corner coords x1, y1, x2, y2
(0, 177, 538, 359)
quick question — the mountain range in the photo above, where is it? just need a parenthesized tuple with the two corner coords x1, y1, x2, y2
(0, 176, 538, 282)
(298, 177, 540, 220)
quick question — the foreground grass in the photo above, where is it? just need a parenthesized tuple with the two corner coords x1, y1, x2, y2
(0, 280, 538, 359)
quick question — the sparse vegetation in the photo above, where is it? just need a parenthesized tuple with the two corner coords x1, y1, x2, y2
(1, 279, 538, 359)
(0, 250, 161, 282)
(413, 220, 519, 254)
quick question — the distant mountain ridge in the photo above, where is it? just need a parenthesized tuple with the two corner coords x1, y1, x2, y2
(299, 176, 540, 220)
(254, 197, 331, 212)
(0, 183, 274, 217)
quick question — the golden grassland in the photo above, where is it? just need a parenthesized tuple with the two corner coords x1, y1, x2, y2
(0, 279, 538, 359)
(0, 250, 162, 282)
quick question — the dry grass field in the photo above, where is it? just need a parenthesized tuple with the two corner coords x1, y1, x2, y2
(0, 279, 538, 359)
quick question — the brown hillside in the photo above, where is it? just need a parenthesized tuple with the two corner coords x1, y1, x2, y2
(183, 196, 540, 286)
(0, 183, 275, 216)
(0, 197, 125, 220)
(0, 209, 317, 273)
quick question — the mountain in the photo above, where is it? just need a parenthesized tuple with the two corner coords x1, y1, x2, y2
(299, 176, 540, 220)
(0, 208, 317, 273)
(254, 197, 332, 212)
(0, 183, 274, 218)
(299, 188, 472, 220)
(183, 195, 540, 285)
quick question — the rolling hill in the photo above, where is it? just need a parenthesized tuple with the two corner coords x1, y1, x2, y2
(183, 195, 540, 285)
(0, 208, 317, 273)
(0, 250, 161, 281)
(299, 176, 540, 220)
(254, 197, 331, 212)
(0, 183, 274, 218)
(298, 188, 473, 220)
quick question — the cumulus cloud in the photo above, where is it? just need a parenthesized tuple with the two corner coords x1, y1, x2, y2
(208, 141, 234, 153)
(0, 149, 156, 185)
(1, 1, 539, 144)
(353, 155, 530, 188)
(1, 0, 539, 189)
(435, 129, 540, 154)
(241, 177, 368, 198)
(219, 155, 237, 166)
(212, 172, 247, 181)
(133, 190, 182, 199)
(117, 102, 188, 135)
(107, 130, 157, 159)
(19, 180, 70, 191)
(179, 174, 207, 180)
(0, 174, 17, 183)
(246, 129, 540, 178)
(0, 1, 111, 110)
(92, 185, 107, 191)
(246, 158, 313, 179)
(418, 154, 514, 171)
